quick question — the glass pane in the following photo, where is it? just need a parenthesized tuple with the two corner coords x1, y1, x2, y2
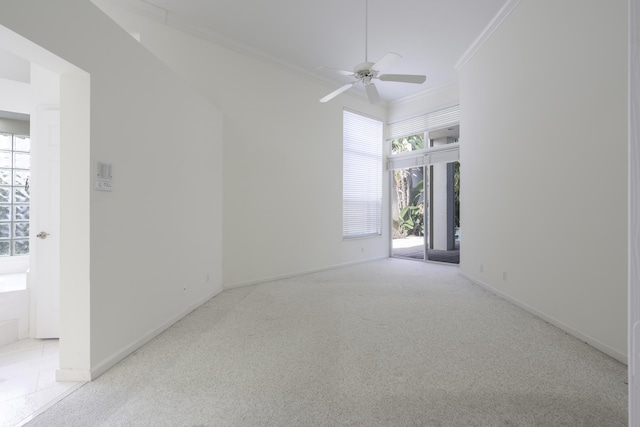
(0, 205, 10, 221)
(13, 135, 30, 152)
(0, 241, 10, 256)
(391, 166, 426, 260)
(13, 152, 29, 169)
(13, 240, 28, 255)
(391, 134, 425, 154)
(14, 205, 29, 220)
(13, 222, 28, 238)
(0, 169, 10, 185)
(0, 151, 11, 168)
(426, 161, 460, 265)
(0, 134, 11, 150)
(0, 223, 10, 238)
(14, 170, 29, 187)
(0, 187, 10, 203)
(13, 187, 29, 203)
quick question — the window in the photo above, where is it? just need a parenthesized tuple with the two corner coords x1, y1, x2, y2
(0, 132, 30, 256)
(386, 105, 460, 170)
(387, 105, 459, 141)
(343, 109, 383, 238)
(391, 133, 426, 154)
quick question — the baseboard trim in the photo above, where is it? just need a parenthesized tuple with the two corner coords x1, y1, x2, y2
(56, 369, 92, 382)
(89, 287, 223, 380)
(459, 271, 627, 365)
(224, 256, 389, 290)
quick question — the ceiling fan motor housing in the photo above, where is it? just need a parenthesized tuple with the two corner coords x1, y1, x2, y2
(354, 62, 377, 84)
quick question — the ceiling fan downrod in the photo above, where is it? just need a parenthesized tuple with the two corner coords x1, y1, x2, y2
(364, 0, 368, 63)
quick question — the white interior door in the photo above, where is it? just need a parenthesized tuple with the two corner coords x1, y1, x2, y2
(29, 107, 60, 338)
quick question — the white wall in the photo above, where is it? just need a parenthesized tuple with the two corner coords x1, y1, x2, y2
(0, 78, 30, 117)
(629, 0, 639, 421)
(0, 0, 224, 379)
(0, 290, 28, 343)
(0, 117, 29, 135)
(0, 48, 30, 83)
(458, 0, 628, 361)
(93, 0, 390, 288)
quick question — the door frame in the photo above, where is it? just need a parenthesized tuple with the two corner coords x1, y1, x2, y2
(387, 136, 460, 263)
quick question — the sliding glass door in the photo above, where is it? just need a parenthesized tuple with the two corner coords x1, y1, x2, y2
(388, 134, 460, 264)
(390, 160, 460, 264)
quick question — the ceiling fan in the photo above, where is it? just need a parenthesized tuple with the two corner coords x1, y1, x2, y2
(319, 0, 427, 104)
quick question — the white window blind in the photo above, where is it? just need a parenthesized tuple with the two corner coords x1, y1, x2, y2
(387, 105, 460, 141)
(343, 109, 383, 239)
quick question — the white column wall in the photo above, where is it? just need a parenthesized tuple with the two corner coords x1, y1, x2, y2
(458, 0, 628, 361)
(430, 137, 455, 251)
(93, 1, 390, 288)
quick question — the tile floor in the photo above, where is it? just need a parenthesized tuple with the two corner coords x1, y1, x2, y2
(0, 339, 83, 427)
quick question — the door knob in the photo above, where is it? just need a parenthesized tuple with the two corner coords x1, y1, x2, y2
(36, 231, 50, 239)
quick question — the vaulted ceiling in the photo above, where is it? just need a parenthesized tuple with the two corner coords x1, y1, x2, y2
(113, 0, 509, 103)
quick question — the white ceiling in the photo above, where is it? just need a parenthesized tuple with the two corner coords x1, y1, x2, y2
(119, 0, 509, 104)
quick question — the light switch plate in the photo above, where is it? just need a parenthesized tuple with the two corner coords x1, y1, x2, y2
(95, 161, 113, 191)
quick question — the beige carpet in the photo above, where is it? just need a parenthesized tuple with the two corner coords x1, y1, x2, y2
(28, 259, 627, 426)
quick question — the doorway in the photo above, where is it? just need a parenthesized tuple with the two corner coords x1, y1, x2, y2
(0, 24, 92, 381)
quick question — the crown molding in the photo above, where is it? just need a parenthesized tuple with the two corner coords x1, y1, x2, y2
(455, 0, 522, 71)
(388, 79, 459, 109)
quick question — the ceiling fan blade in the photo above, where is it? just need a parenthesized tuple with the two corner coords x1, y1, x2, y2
(371, 52, 402, 72)
(365, 83, 381, 104)
(378, 74, 426, 84)
(319, 83, 356, 103)
(316, 66, 355, 77)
